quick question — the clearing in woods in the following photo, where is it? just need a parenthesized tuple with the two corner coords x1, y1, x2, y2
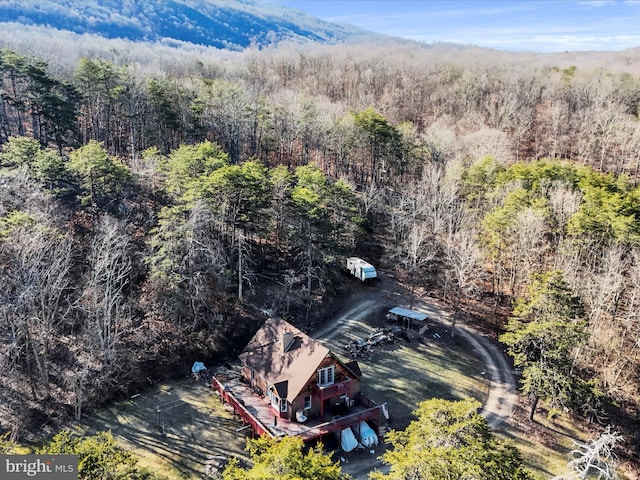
(66, 273, 576, 479)
(68, 380, 251, 480)
(67, 277, 492, 480)
(68, 328, 489, 480)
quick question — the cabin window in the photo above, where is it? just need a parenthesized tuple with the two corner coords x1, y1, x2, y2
(268, 388, 278, 409)
(280, 398, 287, 412)
(317, 366, 335, 386)
(304, 395, 312, 410)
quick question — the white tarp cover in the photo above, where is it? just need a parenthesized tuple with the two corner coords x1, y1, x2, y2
(296, 410, 307, 423)
(191, 361, 207, 373)
(340, 427, 358, 452)
(356, 421, 378, 447)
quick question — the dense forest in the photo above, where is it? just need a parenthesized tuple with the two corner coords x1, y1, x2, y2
(1, 21, 640, 476)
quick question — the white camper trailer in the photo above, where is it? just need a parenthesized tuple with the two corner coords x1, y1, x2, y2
(346, 257, 377, 281)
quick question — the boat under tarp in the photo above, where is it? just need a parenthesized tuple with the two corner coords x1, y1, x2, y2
(340, 427, 358, 452)
(355, 420, 378, 447)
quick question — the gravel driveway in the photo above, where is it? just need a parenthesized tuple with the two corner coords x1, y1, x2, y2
(312, 273, 517, 478)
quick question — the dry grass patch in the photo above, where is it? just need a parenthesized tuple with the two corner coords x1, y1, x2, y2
(69, 379, 250, 480)
(316, 311, 490, 430)
(358, 337, 489, 428)
(498, 399, 589, 480)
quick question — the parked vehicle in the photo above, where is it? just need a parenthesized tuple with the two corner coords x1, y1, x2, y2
(346, 257, 377, 281)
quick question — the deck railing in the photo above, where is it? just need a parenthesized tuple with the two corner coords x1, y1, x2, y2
(212, 375, 274, 438)
(318, 379, 351, 399)
(213, 375, 384, 442)
(296, 403, 384, 441)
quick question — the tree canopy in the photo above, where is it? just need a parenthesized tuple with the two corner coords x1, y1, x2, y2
(37, 430, 153, 480)
(222, 436, 349, 480)
(372, 398, 534, 480)
(500, 271, 589, 420)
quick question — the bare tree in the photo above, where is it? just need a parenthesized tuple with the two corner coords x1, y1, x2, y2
(79, 215, 133, 363)
(0, 226, 74, 396)
(548, 181, 582, 245)
(235, 232, 256, 301)
(360, 181, 384, 217)
(508, 207, 551, 296)
(443, 227, 485, 299)
(568, 426, 622, 480)
(386, 181, 439, 306)
(594, 247, 640, 401)
(185, 201, 229, 328)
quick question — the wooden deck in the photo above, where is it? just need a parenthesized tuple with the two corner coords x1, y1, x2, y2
(212, 375, 382, 442)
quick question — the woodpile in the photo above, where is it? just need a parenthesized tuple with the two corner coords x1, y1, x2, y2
(342, 328, 397, 358)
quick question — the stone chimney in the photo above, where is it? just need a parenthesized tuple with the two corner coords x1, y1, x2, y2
(281, 331, 294, 354)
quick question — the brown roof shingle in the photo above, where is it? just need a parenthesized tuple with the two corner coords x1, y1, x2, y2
(239, 318, 330, 402)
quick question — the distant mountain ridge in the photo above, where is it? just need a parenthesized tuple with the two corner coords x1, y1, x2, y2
(0, 0, 372, 50)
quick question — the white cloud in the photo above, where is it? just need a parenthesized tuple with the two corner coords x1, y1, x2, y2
(578, 0, 617, 7)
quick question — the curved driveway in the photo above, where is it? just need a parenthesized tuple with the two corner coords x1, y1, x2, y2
(451, 316, 516, 429)
(311, 279, 517, 479)
(313, 281, 517, 430)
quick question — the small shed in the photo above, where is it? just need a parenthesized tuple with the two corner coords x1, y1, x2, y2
(387, 307, 428, 330)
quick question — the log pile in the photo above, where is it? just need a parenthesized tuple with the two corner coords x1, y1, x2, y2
(342, 328, 397, 358)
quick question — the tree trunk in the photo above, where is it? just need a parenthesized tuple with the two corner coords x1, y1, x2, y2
(238, 234, 243, 300)
(530, 396, 539, 421)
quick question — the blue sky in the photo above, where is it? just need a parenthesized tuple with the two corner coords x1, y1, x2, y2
(275, 0, 640, 52)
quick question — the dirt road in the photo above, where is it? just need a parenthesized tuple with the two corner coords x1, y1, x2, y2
(451, 316, 516, 430)
(312, 274, 517, 478)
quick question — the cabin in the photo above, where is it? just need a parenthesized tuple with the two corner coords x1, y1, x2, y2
(212, 318, 384, 442)
(346, 257, 377, 281)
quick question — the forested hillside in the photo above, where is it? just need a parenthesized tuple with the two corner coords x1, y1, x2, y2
(1, 18, 640, 475)
(0, 0, 370, 50)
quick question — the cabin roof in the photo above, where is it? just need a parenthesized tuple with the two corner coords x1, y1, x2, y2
(239, 318, 331, 402)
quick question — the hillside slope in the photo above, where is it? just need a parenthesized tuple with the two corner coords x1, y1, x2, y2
(0, 0, 372, 50)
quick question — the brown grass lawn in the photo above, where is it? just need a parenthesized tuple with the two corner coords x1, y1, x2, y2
(499, 399, 590, 480)
(69, 380, 251, 480)
(340, 334, 490, 430)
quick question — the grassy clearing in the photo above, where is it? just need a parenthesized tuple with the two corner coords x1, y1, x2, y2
(69, 380, 250, 480)
(315, 312, 490, 429)
(498, 401, 588, 479)
(357, 338, 489, 429)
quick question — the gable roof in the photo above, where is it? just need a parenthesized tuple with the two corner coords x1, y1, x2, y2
(344, 360, 362, 379)
(239, 318, 331, 402)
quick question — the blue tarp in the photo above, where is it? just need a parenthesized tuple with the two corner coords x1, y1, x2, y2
(356, 421, 378, 447)
(191, 361, 207, 373)
(340, 427, 358, 452)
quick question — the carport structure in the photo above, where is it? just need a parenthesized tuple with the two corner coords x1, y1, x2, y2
(386, 307, 428, 330)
